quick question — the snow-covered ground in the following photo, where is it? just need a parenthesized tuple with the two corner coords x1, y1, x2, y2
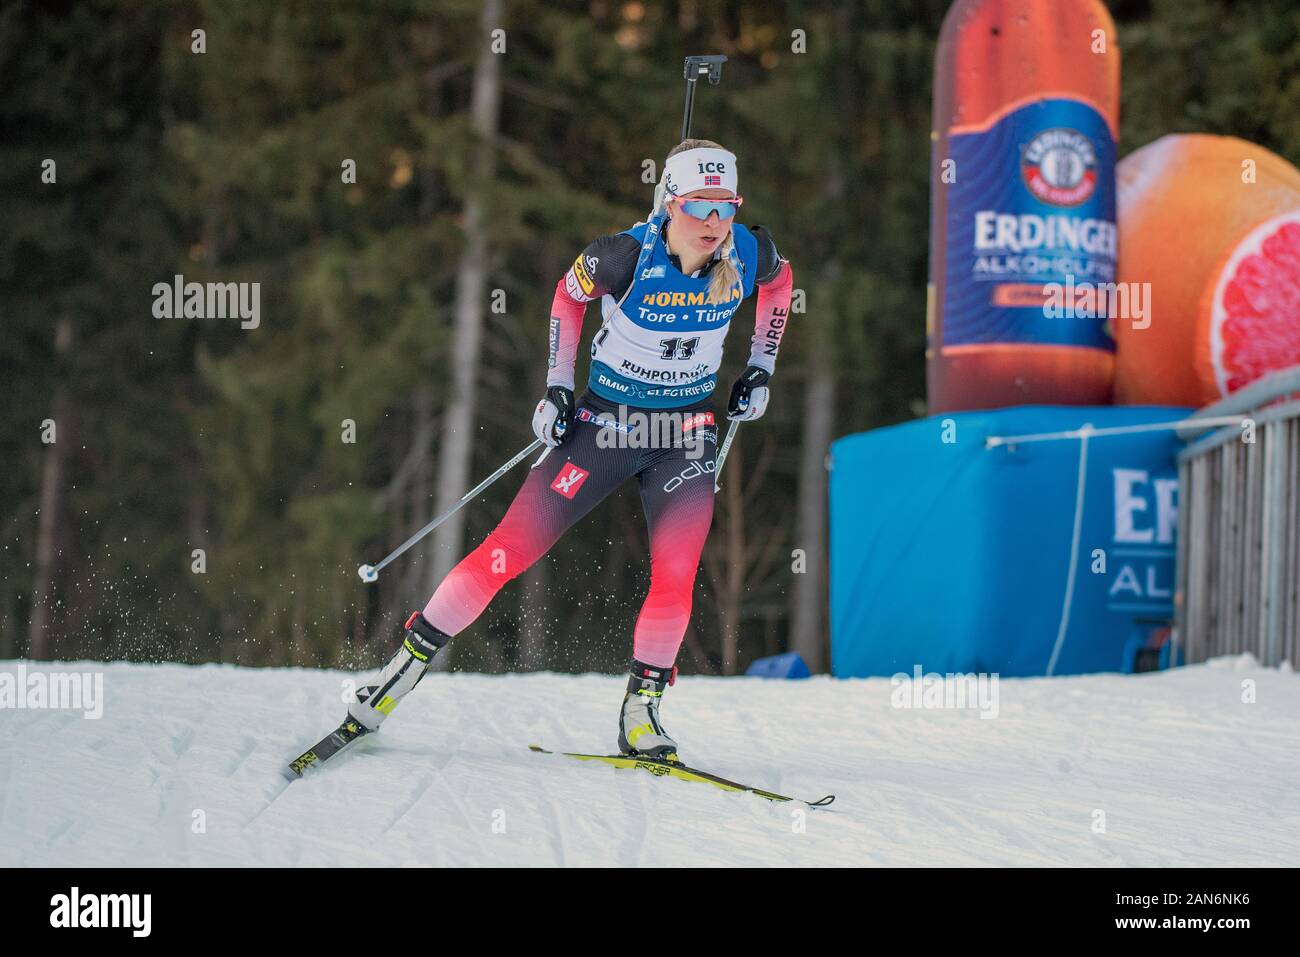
(1, 657, 1296, 867)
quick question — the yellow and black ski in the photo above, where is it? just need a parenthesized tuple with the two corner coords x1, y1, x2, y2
(287, 719, 371, 777)
(529, 745, 834, 807)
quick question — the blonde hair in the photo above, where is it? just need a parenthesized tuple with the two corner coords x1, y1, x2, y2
(666, 138, 742, 306)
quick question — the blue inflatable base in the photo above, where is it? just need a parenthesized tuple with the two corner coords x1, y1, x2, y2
(830, 405, 1191, 678)
(746, 652, 811, 679)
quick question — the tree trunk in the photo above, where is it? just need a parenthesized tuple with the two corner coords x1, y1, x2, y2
(721, 441, 744, 675)
(517, 359, 551, 670)
(791, 328, 835, 674)
(427, 0, 503, 670)
(681, 621, 709, 673)
(0, 598, 13, 660)
(790, 8, 853, 675)
(28, 318, 74, 660)
(1, 519, 17, 657)
(291, 580, 309, 666)
(404, 383, 435, 602)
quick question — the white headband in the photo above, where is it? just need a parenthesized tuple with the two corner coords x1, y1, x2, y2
(663, 147, 738, 198)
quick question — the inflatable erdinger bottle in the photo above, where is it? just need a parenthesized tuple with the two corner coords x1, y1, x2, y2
(927, 0, 1121, 412)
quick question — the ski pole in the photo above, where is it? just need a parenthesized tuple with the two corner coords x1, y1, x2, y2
(358, 438, 544, 583)
(679, 55, 735, 495)
(713, 420, 739, 493)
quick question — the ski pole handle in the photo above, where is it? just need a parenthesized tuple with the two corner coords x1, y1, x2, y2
(358, 438, 544, 583)
(713, 420, 739, 493)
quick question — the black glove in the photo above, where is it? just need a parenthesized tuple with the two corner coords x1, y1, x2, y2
(532, 385, 575, 447)
(726, 365, 771, 421)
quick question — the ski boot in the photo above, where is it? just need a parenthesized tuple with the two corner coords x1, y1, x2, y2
(617, 660, 680, 762)
(348, 611, 452, 732)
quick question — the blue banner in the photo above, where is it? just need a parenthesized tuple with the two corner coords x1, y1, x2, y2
(830, 406, 1190, 677)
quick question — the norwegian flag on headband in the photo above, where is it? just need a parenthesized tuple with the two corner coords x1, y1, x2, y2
(704, 175, 721, 186)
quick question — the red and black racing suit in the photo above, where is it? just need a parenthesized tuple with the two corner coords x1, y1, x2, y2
(420, 225, 792, 667)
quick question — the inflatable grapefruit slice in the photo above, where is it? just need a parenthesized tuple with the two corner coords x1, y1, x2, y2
(1204, 212, 1300, 397)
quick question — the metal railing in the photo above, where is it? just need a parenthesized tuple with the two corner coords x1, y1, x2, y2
(1175, 365, 1300, 669)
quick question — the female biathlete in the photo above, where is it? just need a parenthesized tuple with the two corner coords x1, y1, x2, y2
(347, 139, 793, 761)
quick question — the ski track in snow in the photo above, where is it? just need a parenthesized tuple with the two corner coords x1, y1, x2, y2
(1, 657, 1297, 867)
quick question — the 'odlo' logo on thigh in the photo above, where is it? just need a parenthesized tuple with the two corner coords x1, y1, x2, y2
(550, 462, 590, 499)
